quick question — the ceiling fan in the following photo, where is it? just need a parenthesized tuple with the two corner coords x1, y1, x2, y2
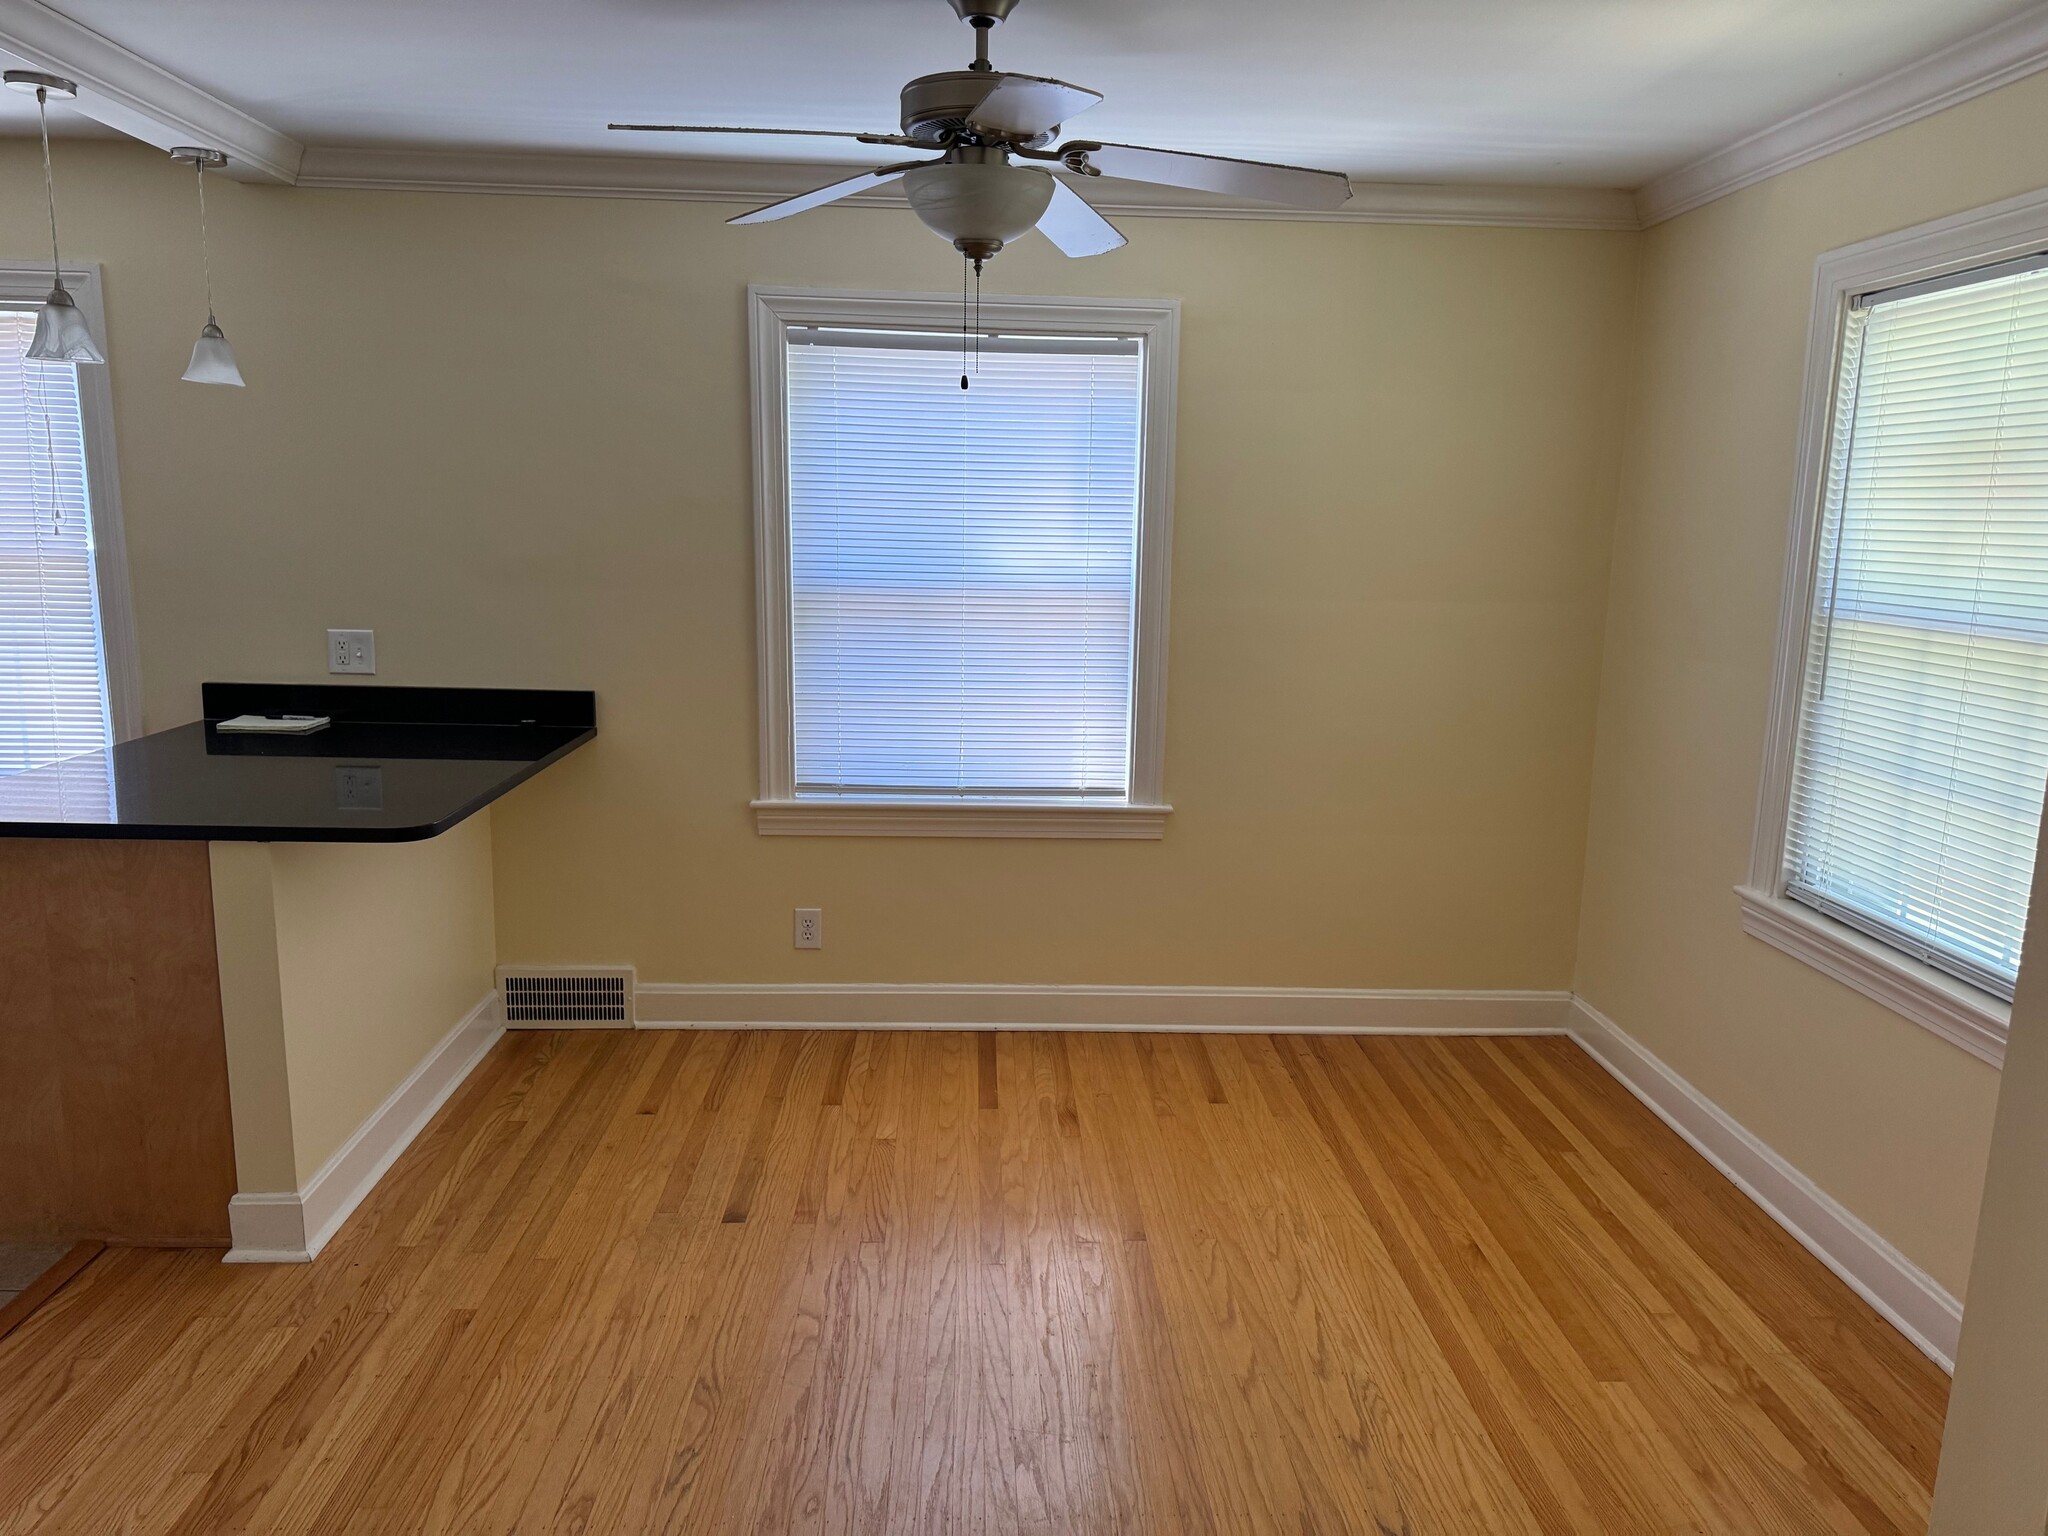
(610, 0, 1353, 267)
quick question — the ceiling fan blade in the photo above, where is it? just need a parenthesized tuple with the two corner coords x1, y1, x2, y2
(727, 165, 926, 225)
(965, 75, 1102, 139)
(1037, 177, 1126, 257)
(608, 123, 923, 147)
(1065, 142, 1351, 208)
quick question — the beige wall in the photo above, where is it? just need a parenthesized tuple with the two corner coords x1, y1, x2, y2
(0, 140, 1637, 994)
(1573, 72, 2048, 1297)
(209, 813, 497, 1189)
(269, 814, 497, 1184)
(209, 839, 298, 1193)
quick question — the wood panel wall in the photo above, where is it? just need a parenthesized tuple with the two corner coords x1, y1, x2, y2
(0, 839, 235, 1244)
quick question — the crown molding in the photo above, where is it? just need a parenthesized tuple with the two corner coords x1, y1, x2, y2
(0, 0, 300, 182)
(293, 145, 1639, 231)
(1637, 2, 2048, 226)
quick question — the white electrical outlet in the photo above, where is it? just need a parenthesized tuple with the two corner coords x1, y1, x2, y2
(794, 908, 823, 949)
(328, 629, 376, 675)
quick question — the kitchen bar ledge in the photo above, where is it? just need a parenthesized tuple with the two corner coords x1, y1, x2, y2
(0, 683, 595, 841)
(0, 685, 596, 1254)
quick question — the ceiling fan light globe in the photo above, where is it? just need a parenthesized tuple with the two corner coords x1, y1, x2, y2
(904, 162, 1053, 258)
(182, 321, 245, 387)
(26, 285, 103, 365)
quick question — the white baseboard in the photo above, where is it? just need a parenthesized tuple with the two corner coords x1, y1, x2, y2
(1568, 997, 1962, 1372)
(633, 982, 1574, 1034)
(220, 1192, 310, 1264)
(225, 990, 504, 1264)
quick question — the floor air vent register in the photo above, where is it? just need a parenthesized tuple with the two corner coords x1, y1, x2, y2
(496, 967, 635, 1027)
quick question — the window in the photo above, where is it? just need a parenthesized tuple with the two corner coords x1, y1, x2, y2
(748, 287, 1176, 837)
(1745, 193, 2048, 1066)
(0, 265, 134, 794)
(1785, 257, 2048, 1000)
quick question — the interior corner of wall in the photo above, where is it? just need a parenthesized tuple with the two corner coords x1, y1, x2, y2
(468, 806, 498, 968)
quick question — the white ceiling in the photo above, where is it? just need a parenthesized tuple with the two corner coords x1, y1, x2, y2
(17, 0, 2045, 187)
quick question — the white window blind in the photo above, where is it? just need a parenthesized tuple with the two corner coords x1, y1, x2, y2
(785, 326, 1142, 800)
(1785, 258, 2048, 998)
(0, 305, 109, 788)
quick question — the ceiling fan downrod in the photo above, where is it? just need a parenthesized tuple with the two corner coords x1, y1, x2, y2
(949, 0, 1019, 73)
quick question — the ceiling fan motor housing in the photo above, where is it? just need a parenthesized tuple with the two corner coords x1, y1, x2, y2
(900, 71, 1049, 146)
(903, 156, 1055, 260)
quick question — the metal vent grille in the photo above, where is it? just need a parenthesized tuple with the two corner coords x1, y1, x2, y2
(497, 967, 634, 1027)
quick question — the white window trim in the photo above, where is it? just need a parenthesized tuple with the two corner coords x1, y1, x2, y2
(1740, 188, 2048, 1070)
(746, 284, 1177, 839)
(0, 261, 139, 746)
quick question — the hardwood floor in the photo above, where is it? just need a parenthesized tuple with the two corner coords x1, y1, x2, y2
(0, 1030, 1947, 1534)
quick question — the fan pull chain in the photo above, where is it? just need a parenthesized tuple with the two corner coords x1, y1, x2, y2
(958, 255, 986, 390)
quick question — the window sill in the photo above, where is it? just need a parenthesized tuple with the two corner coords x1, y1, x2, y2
(1735, 886, 2008, 1067)
(752, 799, 1171, 839)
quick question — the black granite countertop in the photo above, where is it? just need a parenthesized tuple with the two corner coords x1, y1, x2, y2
(0, 684, 595, 842)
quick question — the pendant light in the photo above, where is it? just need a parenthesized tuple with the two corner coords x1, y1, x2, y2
(170, 147, 243, 387)
(3, 70, 102, 366)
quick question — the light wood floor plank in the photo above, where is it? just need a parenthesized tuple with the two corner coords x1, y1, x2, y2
(0, 1030, 1948, 1534)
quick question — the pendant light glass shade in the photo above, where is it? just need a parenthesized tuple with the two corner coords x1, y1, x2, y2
(26, 283, 102, 364)
(182, 320, 244, 386)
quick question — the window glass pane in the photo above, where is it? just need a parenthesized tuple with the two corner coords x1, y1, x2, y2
(786, 330, 1142, 800)
(1786, 261, 2048, 997)
(0, 307, 110, 786)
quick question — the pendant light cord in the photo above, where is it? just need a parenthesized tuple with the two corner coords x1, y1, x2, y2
(36, 88, 61, 286)
(32, 86, 63, 531)
(194, 158, 217, 324)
